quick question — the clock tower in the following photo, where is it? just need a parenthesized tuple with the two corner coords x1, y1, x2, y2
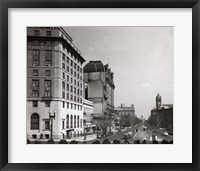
(156, 93, 162, 109)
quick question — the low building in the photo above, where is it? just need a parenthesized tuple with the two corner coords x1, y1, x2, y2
(83, 99, 96, 134)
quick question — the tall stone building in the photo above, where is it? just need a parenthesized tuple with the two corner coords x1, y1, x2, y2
(83, 61, 115, 118)
(27, 27, 85, 140)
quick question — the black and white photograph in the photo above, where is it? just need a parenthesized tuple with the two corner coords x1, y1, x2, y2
(27, 26, 173, 144)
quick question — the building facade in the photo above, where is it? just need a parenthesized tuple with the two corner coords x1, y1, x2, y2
(83, 99, 96, 134)
(83, 61, 115, 118)
(114, 104, 136, 127)
(27, 27, 85, 140)
(148, 94, 173, 132)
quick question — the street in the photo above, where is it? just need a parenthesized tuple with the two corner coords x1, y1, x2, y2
(87, 122, 173, 144)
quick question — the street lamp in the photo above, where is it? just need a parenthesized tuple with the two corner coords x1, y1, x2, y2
(49, 109, 56, 141)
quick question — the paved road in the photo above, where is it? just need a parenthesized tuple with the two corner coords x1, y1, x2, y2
(86, 122, 173, 144)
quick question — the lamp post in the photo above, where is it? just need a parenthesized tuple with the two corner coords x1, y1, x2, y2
(49, 109, 56, 141)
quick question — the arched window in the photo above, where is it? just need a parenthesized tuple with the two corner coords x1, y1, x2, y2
(31, 113, 39, 130)
(70, 115, 73, 128)
(66, 115, 69, 128)
(77, 116, 79, 128)
(74, 115, 76, 128)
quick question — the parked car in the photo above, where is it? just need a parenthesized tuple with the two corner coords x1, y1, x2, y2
(163, 131, 169, 136)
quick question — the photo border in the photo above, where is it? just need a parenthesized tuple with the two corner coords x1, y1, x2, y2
(0, 0, 199, 170)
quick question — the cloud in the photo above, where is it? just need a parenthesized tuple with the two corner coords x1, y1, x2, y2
(141, 83, 150, 87)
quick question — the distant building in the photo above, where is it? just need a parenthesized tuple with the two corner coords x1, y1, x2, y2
(27, 27, 85, 140)
(115, 104, 136, 127)
(83, 99, 96, 134)
(148, 93, 173, 130)
(83, 61, 115, 117)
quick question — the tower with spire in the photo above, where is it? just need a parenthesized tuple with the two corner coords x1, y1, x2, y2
(156, 93, 162, 109)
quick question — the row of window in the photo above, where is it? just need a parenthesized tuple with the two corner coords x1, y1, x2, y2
(33, 70, 51, 76)
(62, 82, 82, 95)
(30, 113, 83, 130)
(28, 40, 52, 47)
(62, 72, 82, 88)
(32, 100, 82, 110)
(32, 90, 51, 97)
(62, 92, 82, 103)
(34, 30, 51, 36)
(62, 44, 82, 66)
(62, 53, 82, 73)
(62, 63, 82, 80)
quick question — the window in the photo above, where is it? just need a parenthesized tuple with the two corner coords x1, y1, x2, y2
(45, 60, 52, 67)
(70, 86, 73, 93)
(77, 66, 79, 72)
(31, 113, 39, 130)
(71, 103, 73, 109)
(70, 115, 73, 128)
(45, 120, 50, 130)
(74, 63, 76, 69)
(45, 41, 51, 46)
(77, 89, 79, 95)
(74, 96, 76, 102)
(74, 115, 76, 128)
(45, 50, 52, 66)
(80, 90, 82, 96)
(66, 84, 69, 91)
(67, 57, 69, 63)
(33, 49, 40, 56)
(33, 41, 39, 46)
(62, 120, 65, 129)
(32, 90, 39, 97)
(71, 95, 73, 101)
(74, 79, 76, 85)
(77, 74, 79, 79)
(77, 81, 79, 87)
(44, 90, 51, 97)
(80, 98, 82, 103)
(62, 92, 65, 98)
(67, 66, 69, 72)
(66, 115, 69, 128)
(78, 105, 79, 110)
(45, 80, 51, 88)
(74, 71, 76, 77)
(63, 101, 65, 108)
(74, 87, 76, 94)
(67, 93, 69, 100)
(80, 119, 82, 128)
(32, 50, 40, 66)
(67, 102, 69, 109)
(33, 70, 38, 76)
(45, 101, 50, 107)
(62, 53, 65, 61)
(46, 30, 51, 36)
(71, 69, 73, 75)
(62, 63, 65, 69)
(33, 101, 38, 107)
(71, 77, 73, 83)
(77, 116, 79, 128)
(67, 75, 69, 81)
(63, 72, 65, 79)
(45, 70, 51, 76)
(62, 82, 65, 90)
(71, 61, 73, 67)
(34, 30, 40, 36)
(77, 97, 79, 103)
(32, 80, 39, 88)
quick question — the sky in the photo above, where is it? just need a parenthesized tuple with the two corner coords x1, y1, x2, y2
(64, 27, 174, 119)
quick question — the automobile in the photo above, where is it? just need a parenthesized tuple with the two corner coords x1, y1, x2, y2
(163, 131, 169, 136)
(128, 131, 133, 138)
